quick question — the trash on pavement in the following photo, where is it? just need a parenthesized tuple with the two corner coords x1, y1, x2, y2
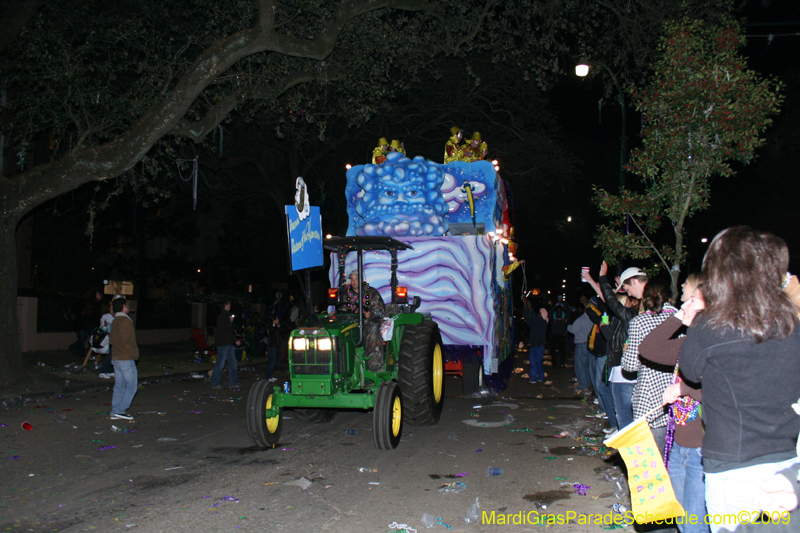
(437, 481, 466, 494)
(462, 497, 480, 524)
(421, 513, 436, 528)
(572, 483, 591, 495)
(437, 517, 454, 529)
(285, 477, 312, 490)
(387, 522, 416, 533)
(462, 414, 514, 428)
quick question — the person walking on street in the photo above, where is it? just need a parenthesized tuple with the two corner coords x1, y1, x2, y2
(108, 297, 138, 421)
(211, 301, 241, 389)
(523, 299, 549, 383)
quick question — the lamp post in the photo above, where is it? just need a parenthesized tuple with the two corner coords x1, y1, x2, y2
(576, 60, 628, 190)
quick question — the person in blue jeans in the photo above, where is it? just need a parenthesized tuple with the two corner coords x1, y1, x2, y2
(108, 297, 138, 421)
(582, 263, 645, 431)
(567, 307, 594, 393)
(640, 285, 708, 533)
(523, 299, 549, 383)
(211, 301, 240, 389)
(582, 297, 617, 430)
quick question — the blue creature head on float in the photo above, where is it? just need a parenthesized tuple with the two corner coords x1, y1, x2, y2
(351, 152, 449, 237)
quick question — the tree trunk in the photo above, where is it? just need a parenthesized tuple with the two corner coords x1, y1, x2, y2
(671, 169, 699, 303)
(0, 0, 430, 384)
(0, 213, 24, 385)
(671, 224, 684, 303)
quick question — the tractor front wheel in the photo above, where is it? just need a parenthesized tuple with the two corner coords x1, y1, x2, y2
(373, 381, 402, 450)
(246, 380, 283, 448)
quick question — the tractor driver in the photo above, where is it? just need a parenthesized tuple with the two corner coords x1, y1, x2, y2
(341, 270, 386, 371)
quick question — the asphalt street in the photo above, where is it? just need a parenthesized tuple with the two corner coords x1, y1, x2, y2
(1, 349, 630, 533)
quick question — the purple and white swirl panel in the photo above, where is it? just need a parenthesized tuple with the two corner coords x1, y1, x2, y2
(329, 236, 499, 360)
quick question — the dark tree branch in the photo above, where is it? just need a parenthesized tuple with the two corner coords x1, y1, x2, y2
(0, 0, 49, 52)
(0, 0, 429, 221)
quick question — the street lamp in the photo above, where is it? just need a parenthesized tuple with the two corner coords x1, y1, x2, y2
(575, 59, 628, 190)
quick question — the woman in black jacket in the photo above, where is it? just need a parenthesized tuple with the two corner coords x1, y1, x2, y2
(680, 227, 800, 531)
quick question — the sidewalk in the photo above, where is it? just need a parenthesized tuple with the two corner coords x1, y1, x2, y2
(0, 341, 270, 409)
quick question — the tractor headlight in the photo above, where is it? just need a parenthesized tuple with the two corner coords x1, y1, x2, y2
(293, 337, 309, 351)
(317, 337, 332, 351)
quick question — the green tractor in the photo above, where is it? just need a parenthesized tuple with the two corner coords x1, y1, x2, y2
(246, 236, 445, 450)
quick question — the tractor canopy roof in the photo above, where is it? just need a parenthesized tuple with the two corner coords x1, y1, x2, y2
(324, 236, 414, 253)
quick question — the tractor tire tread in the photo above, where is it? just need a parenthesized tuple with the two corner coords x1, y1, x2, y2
(398, 321, 443, 426)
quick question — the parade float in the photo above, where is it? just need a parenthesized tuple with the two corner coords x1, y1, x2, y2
(333, 149, 516, 392)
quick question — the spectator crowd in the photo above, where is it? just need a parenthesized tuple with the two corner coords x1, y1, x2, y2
(522, 226, 800, 533)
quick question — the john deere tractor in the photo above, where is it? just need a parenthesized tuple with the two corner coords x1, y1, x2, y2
(246, 236, 444, 450)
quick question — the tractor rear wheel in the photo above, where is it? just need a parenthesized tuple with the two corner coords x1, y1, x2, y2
(462, 357, 481, 396)
(398, 321, 444, 426)
(373, 381, 402, 450)
(246, 380, 283, 448)
(292, 409, 336, 423)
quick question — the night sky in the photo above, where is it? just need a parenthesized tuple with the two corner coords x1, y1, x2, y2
(19, 0, 800, 306)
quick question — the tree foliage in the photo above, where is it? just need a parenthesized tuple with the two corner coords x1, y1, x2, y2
(593, 18, 783, 296)
(0, 0, 738, 384)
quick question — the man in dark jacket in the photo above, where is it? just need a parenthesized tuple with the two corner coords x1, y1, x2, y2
(211, 301, 240, 389)
(582, 261, 645, 429)
(523, 299, 549, 383)
(339, 270, 386, 371)
(108, 297, 138, 421)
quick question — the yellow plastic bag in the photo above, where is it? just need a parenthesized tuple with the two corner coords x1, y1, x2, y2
(604, 418, 685, 523)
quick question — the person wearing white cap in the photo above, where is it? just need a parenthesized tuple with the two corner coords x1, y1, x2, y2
(616, 267, 648, 299)
(582, 261, 646, 430)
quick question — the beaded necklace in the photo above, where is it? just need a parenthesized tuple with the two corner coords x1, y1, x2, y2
(344, 282, 371, 312)
(663, 358, 702, 470)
